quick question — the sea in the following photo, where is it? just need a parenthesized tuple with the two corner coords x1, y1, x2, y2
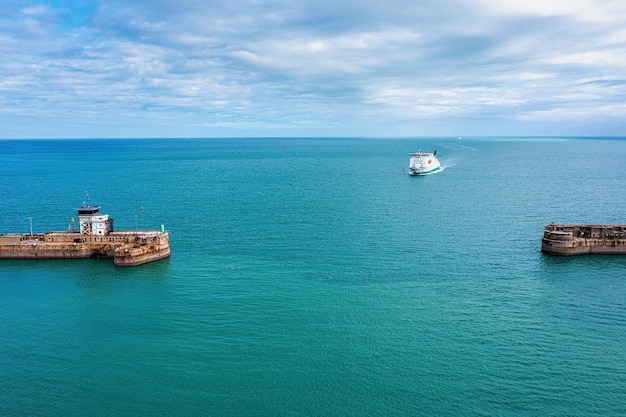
(0, 137, 625, 416)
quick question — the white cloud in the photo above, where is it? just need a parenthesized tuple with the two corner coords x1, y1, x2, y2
(1, 0, 626, 137)
(472, 0, 626, 22)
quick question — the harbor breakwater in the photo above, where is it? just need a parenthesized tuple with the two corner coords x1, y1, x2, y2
(542, 224, 626, 255)
(0, 197, 170, 266)
(0, 230, 170, 266)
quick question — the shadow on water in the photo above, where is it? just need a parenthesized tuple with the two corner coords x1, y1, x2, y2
(539, 252, 626, 276)
(0, 257, 171, 288)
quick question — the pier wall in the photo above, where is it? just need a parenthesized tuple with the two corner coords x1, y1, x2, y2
(0, 231, 170, 266)
(542, 224, 626, 255)
(114, 244, 171, 266)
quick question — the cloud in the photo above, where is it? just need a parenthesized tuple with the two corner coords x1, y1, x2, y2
(473, 0, 626, 23)
(1, 0, 626, 137)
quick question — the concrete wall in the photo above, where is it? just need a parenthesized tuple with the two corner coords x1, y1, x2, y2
(0, 231, 170, 266)
(542, 224, 626, 255)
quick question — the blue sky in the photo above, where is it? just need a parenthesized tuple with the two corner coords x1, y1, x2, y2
(2, 0, 626, 138)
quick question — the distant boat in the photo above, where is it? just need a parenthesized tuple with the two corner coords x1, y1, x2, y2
(408, 150, 440, 175)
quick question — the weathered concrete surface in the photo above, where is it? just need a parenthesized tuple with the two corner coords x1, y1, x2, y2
(0, 231, 170, 266)
(542, 224, 626, 255)
(113, 233, 171, 266)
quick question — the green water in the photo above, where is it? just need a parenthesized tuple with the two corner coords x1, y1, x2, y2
(1, 138, 625, 416)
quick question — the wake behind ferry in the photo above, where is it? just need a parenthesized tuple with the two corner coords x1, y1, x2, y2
(408, 150, 440, 175)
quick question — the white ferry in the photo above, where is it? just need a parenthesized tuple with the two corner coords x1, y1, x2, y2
(408, 150, 440, 175)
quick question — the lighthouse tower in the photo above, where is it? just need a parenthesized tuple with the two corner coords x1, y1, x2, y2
(76, 194, 114, 235)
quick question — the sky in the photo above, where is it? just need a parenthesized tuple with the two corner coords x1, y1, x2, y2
(1, 0, 626, 138)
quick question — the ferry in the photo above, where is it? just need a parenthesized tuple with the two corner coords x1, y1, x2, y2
(408, 150, 440, 175)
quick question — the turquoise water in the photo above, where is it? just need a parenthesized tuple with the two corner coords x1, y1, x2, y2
(1, 137, 625, 416)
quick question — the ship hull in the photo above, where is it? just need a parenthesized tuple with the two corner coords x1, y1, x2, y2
(409, 166, 441, 176)
(408, 151, 440, 175)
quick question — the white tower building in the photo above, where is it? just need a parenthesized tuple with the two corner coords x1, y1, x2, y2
(77, 196, 114, 235)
